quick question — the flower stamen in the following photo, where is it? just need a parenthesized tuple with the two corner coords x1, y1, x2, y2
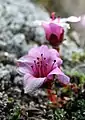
(51, 60, 56, 70)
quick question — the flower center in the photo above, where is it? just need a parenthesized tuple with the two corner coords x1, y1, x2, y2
(31, 54, 57, 78)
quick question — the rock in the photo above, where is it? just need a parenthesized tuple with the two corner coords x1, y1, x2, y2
(0, 66, 10, 80)
(6, 33, 28, 57)
(34, 27, 46, 44)
(0, 92, 3, 98)
(0, 52, 17, 65)
(72, 64, 85, 74)
(60, 36, 84, 60)
(0, 0, 49, 57)
(69, 31, 81, 47)
(0, 41, 7, 50)
(0, 67, 11, 91)
(14, 76, 23, 87)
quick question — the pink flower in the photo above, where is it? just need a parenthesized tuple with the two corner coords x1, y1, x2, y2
(42, 12, 81, 47)
(42, 12, 64, 46)
(42, 22, 64, 46)
(17, 45, 70, 93)
(33, 12, 81, 47)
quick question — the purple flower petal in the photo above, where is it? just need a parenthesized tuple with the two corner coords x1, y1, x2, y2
(47, 67, 70, 85)
(49, 48, 60, 57)
(49, 49, 63, 66)
(17, 55, 35, 75)
(23, 73, 46, 93)
(42, 22, 52, 40)
(50, 23, 58, 34)
(50, 23, 63, 38)
(17, 55, 34, 63)
(17, 62, 33, 75)
(29, 45, 50, 59)
(28, 46, 41, 58)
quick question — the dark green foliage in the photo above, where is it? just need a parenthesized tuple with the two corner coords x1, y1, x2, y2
(8, 105, 20, 120)
(66, 71, 85, 84)
(54, 98, 85, 120)
(54, 70, 85, 120)
(72, 52, 85, 63)
(54, 108, 67, 120)
(66, 98, 85, 120)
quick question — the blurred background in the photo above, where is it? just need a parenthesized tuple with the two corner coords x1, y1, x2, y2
(0, 0, 85, 119)
(34, 0, 85, 47)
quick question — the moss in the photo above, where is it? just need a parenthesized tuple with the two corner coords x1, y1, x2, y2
(71, 52, 85, 64)
(8, 105, 20, 120)
(54, 98, 85, 120)
(54, 70, 85, 120)
(54, 108, 67, 120)
(65, 71, 85, 84)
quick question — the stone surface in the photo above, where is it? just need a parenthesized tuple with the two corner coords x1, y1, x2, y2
(0, 0, 49, 57)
